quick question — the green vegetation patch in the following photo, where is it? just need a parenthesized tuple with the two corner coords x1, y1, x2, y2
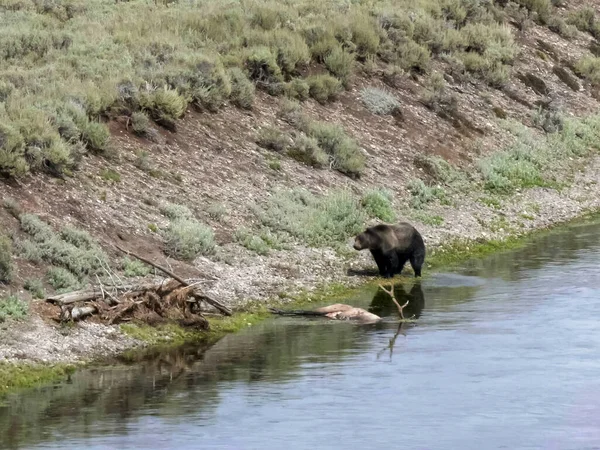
(361, 188, 396, 222)
(0, 363, 77, 397)
(119, 323, 208, 347)
(407, 179, 448, 209)
(479, 115, 600, 194)
(0, 235, 13, 283)
(234, 227, 285, 256)
(23, 279, 45, 299)
(159, 202, 216, 261)
(306, 122, 365, 177)
(254, 188, 366, 247)
(17, 215, 108, 288)
(0, 295, 29, 322)
(121, 257, 152, 278)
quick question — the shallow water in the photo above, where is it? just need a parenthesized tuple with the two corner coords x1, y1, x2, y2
(2, 221, 600, 450)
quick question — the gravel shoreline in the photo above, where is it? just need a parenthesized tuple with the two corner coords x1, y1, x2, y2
(1, 154, 599, 367)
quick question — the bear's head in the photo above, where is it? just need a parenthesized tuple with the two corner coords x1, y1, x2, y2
(353, 231, 373, 250)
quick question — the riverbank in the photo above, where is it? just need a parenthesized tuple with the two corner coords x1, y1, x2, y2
(2, 184, 600, 397)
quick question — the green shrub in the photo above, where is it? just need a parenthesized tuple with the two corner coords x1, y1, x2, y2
(228, 67, 255, 109)
(477, 121, 550, 194)
(99, 168, 121, 182)
(163, 217, 215, 261)
(360, 87, 401, 115)
(255, 188, 366, 247)
(287, 134, 329, 168)
(515, 0, 552, 24)
(256, 126, 291, 152)
(479, 150, 544, 193)
(460, 23, 517, 62)
(0, 122, 28, 177)
(397, 40, 431, 73)
(361, 189, 396, 222)
(245, 46, 284, 84)
(410, 211, 445, 226)
(206, 203, 227, 220)
(159, 202, 194, 220)
(457, 22, 517, 86)
(273, 31, 311, 75)
(2, 196, 21, 218)
(251, 5, 287, 30)
(324, 47, 355, 85)
(0, 295, 28, 322)
(0, 234, 13, 283)
(421, 71, 458, 114)
(459, 52, 510, 87)
(574, 56, 600, 85)
(46, 266, 80, 292)
(267, 156, 281, 171)
(309, 35, 339, 62)
(121, 257, 151, 278)
(284, 78, 310, 101)
(19, 214, 108, 279)
(547, 17, 577, 39)
(414, 154, 461, 185)
(235, 228, 271, 255)
(348, 12, 381, 57)
(14, 239, 43, 263)
(412, 12, 445, 53)
(532, 106, 564, 133)
(234, 227, 284, 255)
(567, 7, 600, 38)
(441, 28, 467, 53)
(23, 279, 45, 299)
(139, 86, 187, 123)
(307, 122, 365, 177)
(407, 179, 447, 209)
(306, 74, 342, 104)
(80, 121, 109, 153)
(278, 99, 308, 128)
(131, 111, 151, 136)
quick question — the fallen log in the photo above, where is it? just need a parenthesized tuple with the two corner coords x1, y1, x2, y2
(48, 289, 103, 305)
(60, 305, 98, 322)
(47, 283, 161, 306)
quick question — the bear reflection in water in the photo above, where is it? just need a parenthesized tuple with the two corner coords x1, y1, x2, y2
(368, 281, 424, 320)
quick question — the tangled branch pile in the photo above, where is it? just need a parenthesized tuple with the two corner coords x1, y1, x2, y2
(44, 247, 231, 330)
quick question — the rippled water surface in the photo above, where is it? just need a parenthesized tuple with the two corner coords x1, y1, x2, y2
(2, 221, 600, 450)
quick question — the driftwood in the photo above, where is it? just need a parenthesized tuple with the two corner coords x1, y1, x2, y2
(378, 283, 410, 320)
(115, 245, 232, 316)
(45, 247, 231, 328)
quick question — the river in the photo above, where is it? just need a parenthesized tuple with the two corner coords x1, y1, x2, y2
(1, 220, 600, 450)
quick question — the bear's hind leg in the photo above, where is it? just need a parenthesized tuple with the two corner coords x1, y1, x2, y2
(409, 249, 425, 278)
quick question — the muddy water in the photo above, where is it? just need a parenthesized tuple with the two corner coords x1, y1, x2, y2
(2, 221, 600, 450)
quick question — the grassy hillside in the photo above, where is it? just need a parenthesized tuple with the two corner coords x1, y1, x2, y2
(2, 0, 600, 323)
(0, 0, 589, 178)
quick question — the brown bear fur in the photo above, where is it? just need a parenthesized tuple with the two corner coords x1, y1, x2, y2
(353, 223, 426, 278)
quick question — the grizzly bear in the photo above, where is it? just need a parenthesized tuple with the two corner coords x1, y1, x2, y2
(353, 223, 426, 278)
